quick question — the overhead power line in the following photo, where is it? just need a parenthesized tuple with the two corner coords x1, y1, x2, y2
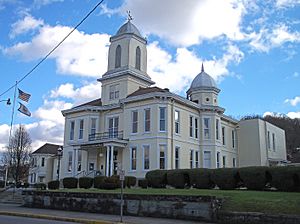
(0, 0, 105, 98)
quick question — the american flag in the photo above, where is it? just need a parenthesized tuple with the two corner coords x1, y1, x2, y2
(18, 88, 31, 102)
(18, 102, 31, 117)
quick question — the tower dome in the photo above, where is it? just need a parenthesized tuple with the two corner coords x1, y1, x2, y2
(189, 64, 218, 91)
(115, 20, 142, 38)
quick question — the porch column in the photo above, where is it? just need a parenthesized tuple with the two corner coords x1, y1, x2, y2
(106, 146, 110, 176)
(110, 145, 114, 176)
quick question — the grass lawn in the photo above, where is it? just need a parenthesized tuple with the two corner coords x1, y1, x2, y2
(51, 188, 300, 215)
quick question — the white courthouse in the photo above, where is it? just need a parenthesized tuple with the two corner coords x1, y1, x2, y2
(29, 20, 287, 184)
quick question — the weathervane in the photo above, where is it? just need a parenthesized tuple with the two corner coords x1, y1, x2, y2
(126, 10, 133, 21)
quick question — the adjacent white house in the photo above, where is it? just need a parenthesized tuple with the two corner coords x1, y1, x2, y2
(31, 20, 287, 181)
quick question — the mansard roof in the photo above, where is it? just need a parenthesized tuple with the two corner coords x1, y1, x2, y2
(32, 143, 62, 155)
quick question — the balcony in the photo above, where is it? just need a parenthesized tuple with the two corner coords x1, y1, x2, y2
(89, 131, 124, 142)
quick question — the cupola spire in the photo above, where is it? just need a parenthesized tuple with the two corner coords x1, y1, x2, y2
(201, 63, 204, 72)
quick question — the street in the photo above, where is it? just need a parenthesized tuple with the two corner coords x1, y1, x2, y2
(0, 215, 77, 224)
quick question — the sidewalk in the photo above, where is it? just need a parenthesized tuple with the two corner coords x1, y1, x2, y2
(0, 203, 212, 224)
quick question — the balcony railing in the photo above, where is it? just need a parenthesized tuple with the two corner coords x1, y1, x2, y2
(89, 131, 124, 142)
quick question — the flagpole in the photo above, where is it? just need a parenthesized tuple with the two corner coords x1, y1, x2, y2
(9, 81, 18, 141)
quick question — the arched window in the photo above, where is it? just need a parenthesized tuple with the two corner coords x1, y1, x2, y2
(135, 46, 141, 70)
(115, 45, 121, 68)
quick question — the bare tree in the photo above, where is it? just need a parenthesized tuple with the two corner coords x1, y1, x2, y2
(2, 125, 31, 184)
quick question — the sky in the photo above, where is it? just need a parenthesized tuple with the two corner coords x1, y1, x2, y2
(0, 0, 299, 151)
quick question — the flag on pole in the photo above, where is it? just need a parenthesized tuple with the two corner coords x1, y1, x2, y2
(18, 88, 31, 102)
(18, 102, 31, 117)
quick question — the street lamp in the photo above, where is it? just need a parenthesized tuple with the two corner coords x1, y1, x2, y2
(57, 147, 63, 180)
(0, 98, 11, 105)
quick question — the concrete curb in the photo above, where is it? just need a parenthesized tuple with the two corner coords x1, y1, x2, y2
(0, 211, 119, 224)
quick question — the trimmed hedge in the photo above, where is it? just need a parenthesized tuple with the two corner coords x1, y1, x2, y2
(211, 168, 241, 190)
(48, 180, 60, 190)
(34, 183, 46, 190)
(239, 166, 269, 190)
(125, 176, 136, 188)
(94, 176, 119, 190)
(0, 180, 5, 188)
(79, 177, 93, 189)
(166, 169, 190, 189)
(269, 166, 300, 192)
(145, 170, 167, 188)
(94, 176, 106, 189)
(189, 168, 213, 189)
(63, 177, 78, 189)
(138, 179, 148, 188)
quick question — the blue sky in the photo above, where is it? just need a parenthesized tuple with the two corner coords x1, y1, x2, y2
(0, 0, 299, 150)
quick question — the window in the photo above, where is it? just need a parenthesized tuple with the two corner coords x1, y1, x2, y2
(203, 151, 211, 168)
(135, 46, 141, 70)
(222, 156, 226, 168)
(115, 45, 121, 68)
(222, 127, 226, 145)
(159, 107, 166, 131)
(77, 150, 82, 172)
(175, 110, 180, 134)
(41, 157, 45, 167)
(175, 147, 180, 169)
(195, 118, 198, 139)
(109, 84, 119, 100)
(143, 145, 150, 170)
(108, 117, 119, 138)
(272, 133, 276, 151)
(195, 151, 199, 168)
(204, 118, 210, 139)
(68, 151, 72, 172)
(79, 119, 84, 139)
(90, 118, 96, 140)
(159, 145, 166, 169)
(190, 150, 194, 168)
(144, 108, 150, 132)
(189, 116, 193, 137)
(267, 131, 271, 149)
(131, 147, 137, 171)
(70, 121, 75, 140)
(132, 111, 138, 133)
(216, 119, 220, 140)
(216, 152, 220, 168)
(233, 158, 236, 167)
(232, 130, 235, 148)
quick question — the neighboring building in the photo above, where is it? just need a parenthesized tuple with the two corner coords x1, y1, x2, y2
(28, 143, 62, 184)
(58, 20, 287, 180)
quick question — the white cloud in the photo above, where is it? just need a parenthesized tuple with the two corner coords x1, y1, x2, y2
(10, 15, 44, 38)
(33, 0, 63, 7)
(287, 112, 300, 119)
(103, 0, 246, 46)
(285, 96, 300, 106)
(4, 20, 110, 77)
(276, 0, 300, 8)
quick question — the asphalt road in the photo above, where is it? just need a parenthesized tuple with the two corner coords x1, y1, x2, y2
(0, 215, 78, 224)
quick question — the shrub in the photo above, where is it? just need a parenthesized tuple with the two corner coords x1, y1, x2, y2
(189, 168, 213, 189)
(0, 180, 5, 188)
(138, 179, 148, 188)
(145, 170, 167, 188)
(34, 183, 46, 190)
(48, 180, 60, 190)
(269, 166, 300, 192)
(238, 166, 269, 190)
(94, 176, 119, 190)
(166, 169, 190, 189)
(79, 177, 93, 189)
(23, 182, 29, 188)
(125, 176, 137, 188)
(211, 168, 240, 190)
(63, 177, 78, 189)
(94, 176, 106, 189)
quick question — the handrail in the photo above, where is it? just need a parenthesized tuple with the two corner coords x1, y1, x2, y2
(73, 170, 86, 178)
(89, 131, 124, 141)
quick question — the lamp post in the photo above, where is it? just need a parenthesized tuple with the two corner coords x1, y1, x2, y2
(0, 98, 11, 105)
(57, 147, 63, 180)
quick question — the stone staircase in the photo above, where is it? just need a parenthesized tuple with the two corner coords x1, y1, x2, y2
(0, 189, 24, 204)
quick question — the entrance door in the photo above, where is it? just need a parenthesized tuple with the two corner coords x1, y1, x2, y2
(108, 117, 119, 138)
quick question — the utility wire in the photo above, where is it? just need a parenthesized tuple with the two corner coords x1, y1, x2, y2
(0, 0, 105, 98)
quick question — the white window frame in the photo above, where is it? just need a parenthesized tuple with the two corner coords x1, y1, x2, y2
(70, 120, 75, 141)
(203, 117, 211, 139)
(143, 145, 150, 171)
(90, 118, 97, 140)
(144, 108, 151, 132)
(109, 84, 119, 100)
(159, 107, 166, 132)
(130, 146, 137, 171)
(195, 151, 199, 168)
(222, 126, 226, 145)
(158, 144, 167, 169)
(190, 149, 194, 168)
(132, 110, 138, 134)
(77, 150, 82, 172)
(203, 150, 211, 168)
(175, 110, 180, 134)
(216, 119, 220, 140)
(216, 152, 220, 168)
(232, 130, 235, 148)
(272, 133, 276, 151)
(195, 118, 199, 139)
(175, 146, 180, 169)
(189, 116, 194, 137)
(79, 119, 84, 140)
(68, 151, 73, 172)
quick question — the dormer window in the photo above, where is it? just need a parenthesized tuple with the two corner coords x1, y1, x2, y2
(115, 45, 121, 68)
(109, 84, 119, 100)
(135, 46, 141, 70)
(206, 97, 209, 102)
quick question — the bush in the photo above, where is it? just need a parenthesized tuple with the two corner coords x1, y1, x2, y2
(125, 176, 136, 188)
(211, 168, 241, 190)
(48, 180, 60, 190)
(0, 180, 5, 188)
(145, 170, 167, 188)
(94, 176, 119, 190)
(166, 169, 190, 189)
(94, 176, 106, 189)
(34, 183, 46, 190)
(79, 177, 93, 189)
(238, 166, 269, 190)
(189, 168, 213, 189)
(23, 182, 29, 188)
(269, 166, 300, 192)
(63, 177, 78, 189)
(138, 179, 148, 188)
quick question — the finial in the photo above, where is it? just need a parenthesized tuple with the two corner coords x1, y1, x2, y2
(126, 10, 133, 21)
(201, 63, 204, 72)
